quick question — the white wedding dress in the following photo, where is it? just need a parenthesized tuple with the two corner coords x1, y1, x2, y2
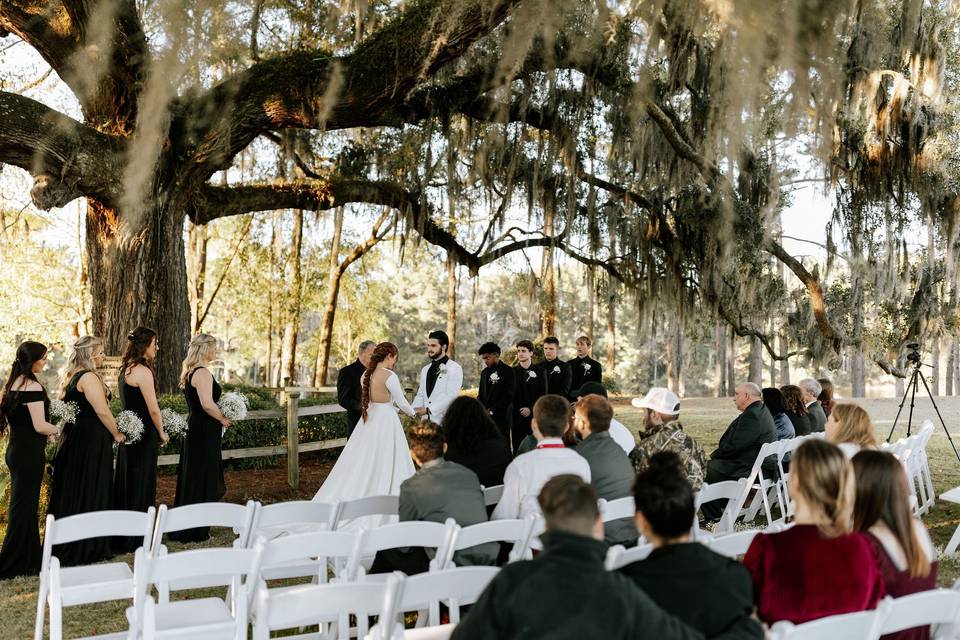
(313, 369, 416, 530)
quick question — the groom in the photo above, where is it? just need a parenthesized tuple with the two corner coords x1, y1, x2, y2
(413, 330, 463, 424)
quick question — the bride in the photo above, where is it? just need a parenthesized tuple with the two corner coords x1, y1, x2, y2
(313, 342, 416, 526)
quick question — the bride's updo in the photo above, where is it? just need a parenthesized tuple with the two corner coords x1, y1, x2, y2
(361, 342, 399, 421)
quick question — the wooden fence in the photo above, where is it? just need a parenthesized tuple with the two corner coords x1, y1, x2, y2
(156, 390, 346, 489)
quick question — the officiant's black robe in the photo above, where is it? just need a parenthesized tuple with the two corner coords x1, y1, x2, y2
(451, 531, 705, 640)
(336, 359, 366, 437)
(478, 360, 515, 439)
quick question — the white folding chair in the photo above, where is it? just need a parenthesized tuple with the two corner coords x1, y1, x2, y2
(256, 529, 360, 587)
(393, 567, 499, 628)
(334, 495, 400, 530)
(251, 500, 339, 540)
(694, 479, 748, 536)
(151, 501, 258, 555)
(604, 543, 654, 571)
(738, 440, 784, 526)
(440, 518, 534, 568)
(769, 602, 889, 640)
(127, 545, 263, 640)
(941, 486, 960, 553)
(253, 575, 400, 640)
(881, 589, 960, 639)
(598, 497, 635, 521)
(356, 519, 458, 577)
(482, 485, 504, 508)
(35, 508, 155, 640)
(706, 530, 761, 559)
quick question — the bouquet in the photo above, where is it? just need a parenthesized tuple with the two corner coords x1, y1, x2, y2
(160, 408, 188, 439)
(217, 392, 249, 422)
(49, 400, 79, 432)
(116, 410, 145, 444)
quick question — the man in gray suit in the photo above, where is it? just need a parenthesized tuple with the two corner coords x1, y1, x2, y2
(574, 394, 638, 546)
(799, 378, 827, 432)
(369, 421, 498, 575)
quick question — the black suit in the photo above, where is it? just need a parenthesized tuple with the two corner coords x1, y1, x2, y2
(336, 359, 366, 437)
(478, 360, 516, 439)
(542, 358, 572, 398)
(512, 363, 547, 454)
(567, 356, 602, 396)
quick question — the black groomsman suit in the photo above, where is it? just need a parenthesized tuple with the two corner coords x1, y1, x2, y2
(567, 355, 602, 397)
(542, 357, 572, 399)
(511, 363, 548, 454)
(478, 360, 516, 440)
(336, 359, 366, 437)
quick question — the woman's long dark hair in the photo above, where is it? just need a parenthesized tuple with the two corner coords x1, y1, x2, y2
(0, 341, 48, 435)
(442, 396, 499, 452)
(762, 387, 787, 415)
(120, 326, 157, 384)
(361, 342, 398, 421)
(852, 450, 931, 578)
(781, 384, 808, 415)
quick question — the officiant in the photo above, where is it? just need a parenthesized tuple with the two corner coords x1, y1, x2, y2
(477, 342, 515, 441)
(336, 340, 375, 437)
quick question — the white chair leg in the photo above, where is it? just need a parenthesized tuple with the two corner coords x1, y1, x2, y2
(946, 525, 960, 555)
(33, 586, 46, 640)
(48, 595, 62, 640)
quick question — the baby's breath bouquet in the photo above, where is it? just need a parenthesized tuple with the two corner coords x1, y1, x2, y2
(116, 410, 145, 444)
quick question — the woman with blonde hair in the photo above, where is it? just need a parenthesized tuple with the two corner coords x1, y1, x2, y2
(170, 334, 231, 541)
(48, 336, 125, 566)
(744, 439, 884, 625)
(826, 402, 878, 458)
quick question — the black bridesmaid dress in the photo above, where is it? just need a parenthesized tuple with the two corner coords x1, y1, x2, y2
(112, 374, 159, 552)
(169, 367, 224, 542)
(47, 371, 115, 566)
(0, 388, 49, 579)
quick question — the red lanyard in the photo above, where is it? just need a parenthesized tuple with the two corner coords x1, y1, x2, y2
(536, 443, 566, 449)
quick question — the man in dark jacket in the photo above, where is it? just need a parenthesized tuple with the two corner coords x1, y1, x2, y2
(542, 336, 572, 399)
(702, 382, 776, 521)
(567, 335, 602, 399)
(512, 340, 547, 454)
(335, 340, 375, 437)
(477, 342, 516, 440)
(799, 378, 827, 432)
(452, 475, 704, 640)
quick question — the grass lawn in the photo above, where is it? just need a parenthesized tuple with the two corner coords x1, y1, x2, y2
(3, 395, 960, 638)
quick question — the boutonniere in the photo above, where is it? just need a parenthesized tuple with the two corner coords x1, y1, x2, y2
(527, 370, 538, 379)
(583, 363, 592, 372)
(438, 363, 447, 377)
(552, 365, 561, 374)
(490, 372, 500, 384)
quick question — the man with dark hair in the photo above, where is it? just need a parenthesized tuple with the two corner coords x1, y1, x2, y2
(477, 342, 515, 440)
(336, 340, 375, 437)
(511, 339, 546, 454)
(492, 395, 590, 521)
(570, 380, 635, 454)
(369, 422, 497, 575)
(567, 335, 602, 398)
(574, 395, 638, 545)
(413, 330, 463, 424)
(453, 475, 704, 640)
(541, 336, 572, 399)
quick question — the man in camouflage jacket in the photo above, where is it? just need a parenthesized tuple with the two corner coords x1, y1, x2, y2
(629, 387, 707, 490)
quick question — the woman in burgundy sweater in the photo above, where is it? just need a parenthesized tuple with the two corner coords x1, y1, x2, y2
(852, 450, 937, 640)
(743, 439, 885, 625)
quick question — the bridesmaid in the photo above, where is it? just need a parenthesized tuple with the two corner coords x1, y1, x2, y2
(112, 327, 168, 552)
(0, 342, 59, 579)
(47, 336, 125, 566)
(170, 334, 231, 542)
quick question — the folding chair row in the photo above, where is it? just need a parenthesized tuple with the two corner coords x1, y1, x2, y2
(884, 422, 936, 517)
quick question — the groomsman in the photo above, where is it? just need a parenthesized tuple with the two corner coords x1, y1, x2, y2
(477, 342, 516, 440)
(542, 336, 572, 399)
(567, 335, 602, 398)
(512, 340, 547, 454)
(413, 330, 463, 424)
(336, 340, 375, 437)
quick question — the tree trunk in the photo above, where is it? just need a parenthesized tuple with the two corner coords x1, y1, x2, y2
(605, 280, 616, 373)
(540, 202, 556, 337)
(586, 266, 595, 342)
(188, 221, 209, 332)
(666, 316, 683, 395)
(767, 326, 777, 388)
(953, 340, 960, 396)
(778, 333, 790, 385)
(748, 336, 763, 385)
(86, 199, 190, 393)
(947, 338, 955, 396)
(314, 207, 345, 387)
(279, 209, 304, 385)
(726, 331, 737, 395)
(715, 321, 727, 397)
(446, 255, 458, 359)
(930, 335, 940, 396)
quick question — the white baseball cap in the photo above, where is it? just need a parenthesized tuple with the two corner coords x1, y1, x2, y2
(631, 387, 680, 415)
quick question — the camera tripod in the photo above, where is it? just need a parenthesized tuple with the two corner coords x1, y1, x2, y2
(885, 356, 960, 463)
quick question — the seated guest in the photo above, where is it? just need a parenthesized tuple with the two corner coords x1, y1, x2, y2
(826, 402, 878, 458)
(477, 342, 516, 440)
(620, 452, 762, 639)
(572, 381, 635, 453)
(743, 439, 884, 625)
(370, 422, 497, 574)
(762, 387, 795, 466)
(573, 394, 638, 545)
(799, 378, 827, 432)
(452, 475, 703, 640)
(853, 449, 936, 640)
(630, 387, 707, 489)
(443, 396, 512, 488)
(492, 395, 590, 521)
(781, 384, 812, 437)
(818, 378, 836, 418)
(702, 383, 776, 520)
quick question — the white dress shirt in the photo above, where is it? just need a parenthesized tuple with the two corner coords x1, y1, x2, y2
(609, 418, 636, 454)
(491, 438, 592, 521)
